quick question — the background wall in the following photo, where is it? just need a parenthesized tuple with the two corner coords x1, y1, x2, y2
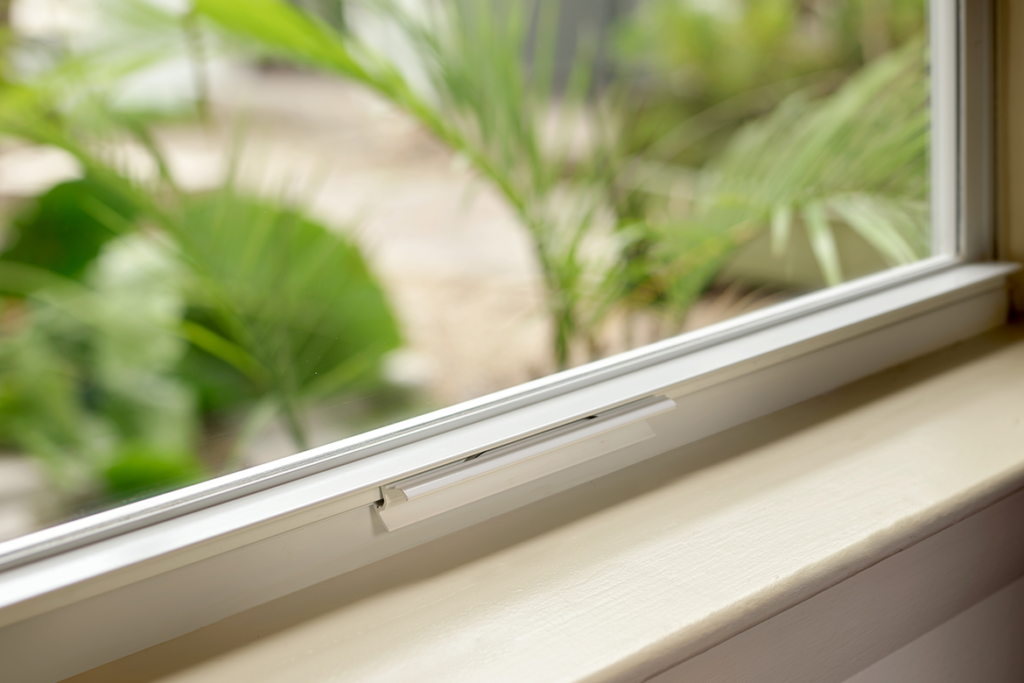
(842, 576, 1024, 683)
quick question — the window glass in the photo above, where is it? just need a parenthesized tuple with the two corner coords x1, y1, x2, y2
(0, 0, 932, 541)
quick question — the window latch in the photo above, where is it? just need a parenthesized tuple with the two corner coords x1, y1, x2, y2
(376, 395, 676, 530)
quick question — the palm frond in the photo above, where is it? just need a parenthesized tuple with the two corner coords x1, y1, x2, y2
(172, 190, 401, 448)
(195, 0, 627, 369)
(658, 39, 929, 295)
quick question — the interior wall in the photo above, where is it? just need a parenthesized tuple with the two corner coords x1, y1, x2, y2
(841, 575, 1024, 683)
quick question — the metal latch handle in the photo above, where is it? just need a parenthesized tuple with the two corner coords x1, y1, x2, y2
(376, 395, 675, 530)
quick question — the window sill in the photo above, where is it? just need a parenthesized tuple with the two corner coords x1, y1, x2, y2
(65, 324, 1024, 683)
(0, 261, 1018, 683)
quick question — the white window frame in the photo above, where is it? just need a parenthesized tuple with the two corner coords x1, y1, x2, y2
(0, 2, 1014, 680)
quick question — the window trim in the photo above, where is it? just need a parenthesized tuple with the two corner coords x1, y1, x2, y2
(0, 1, 1011, 679)
(0, 261, 1014, 664)
(960, 0, 996, 261)
(0, 258, 975, 571)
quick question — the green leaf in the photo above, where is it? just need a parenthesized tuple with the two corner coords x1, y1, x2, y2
(0, 308, 111, 494)
(802, 202, 843, 286)
(826, 193, 925, 266)
(86, 233, 197, 452)
(103, 442, 206, 503)
(2, 177, 139, 282)
(174, 192, 401, 436)
(770, 204, 793, 256)
(179, 319, 262, 383)
(194, 0, 367, 78)
(197, 0, 624, 368)
(663, 40, 930, 299)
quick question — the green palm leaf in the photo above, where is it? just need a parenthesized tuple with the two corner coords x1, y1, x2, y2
(1, 88, 400, 451)
(173, 190, 401, 449)
(661, 39, 930, 295)
(195, 0, 625, 369)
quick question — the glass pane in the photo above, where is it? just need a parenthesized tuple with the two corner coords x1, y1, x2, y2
(0, 0, 934, 542)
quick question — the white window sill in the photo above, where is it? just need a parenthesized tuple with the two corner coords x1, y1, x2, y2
(63, 324, 1024, 683)
(0, 261, 1018, 682)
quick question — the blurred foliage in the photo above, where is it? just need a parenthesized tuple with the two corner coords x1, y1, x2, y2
(0, 295, 112, 499)
(0, 233, 201, 509)
(195, 0, 929, 362)
(174, 191, 401, 449)
(3, 177, 138, 281)
(194, 0, 631, 369)
(0, 5, 401, 511)
(615, 0, 926, 168)
(103, 442, 205, 502)
(289, 0, 347, 32)
(0, 182, 400, 505)
(0, 0, 931, 521)
(648, 40, 930, 310)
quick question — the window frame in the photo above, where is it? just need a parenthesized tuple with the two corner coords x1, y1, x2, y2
(0, 1, 1013, 679)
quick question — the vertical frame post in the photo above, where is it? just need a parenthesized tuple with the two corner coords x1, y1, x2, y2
(957, 0, 996, 260)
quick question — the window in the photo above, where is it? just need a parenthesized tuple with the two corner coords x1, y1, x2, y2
(0, 1, 1014, 678)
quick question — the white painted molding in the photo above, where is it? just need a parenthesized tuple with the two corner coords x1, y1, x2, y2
(377, 396, 674, 530)
(649, 490, 1024, 683)
(44, 325, 1024, 683)
(0, 265, 1016, 682)
(841, 576, 1024, 683)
